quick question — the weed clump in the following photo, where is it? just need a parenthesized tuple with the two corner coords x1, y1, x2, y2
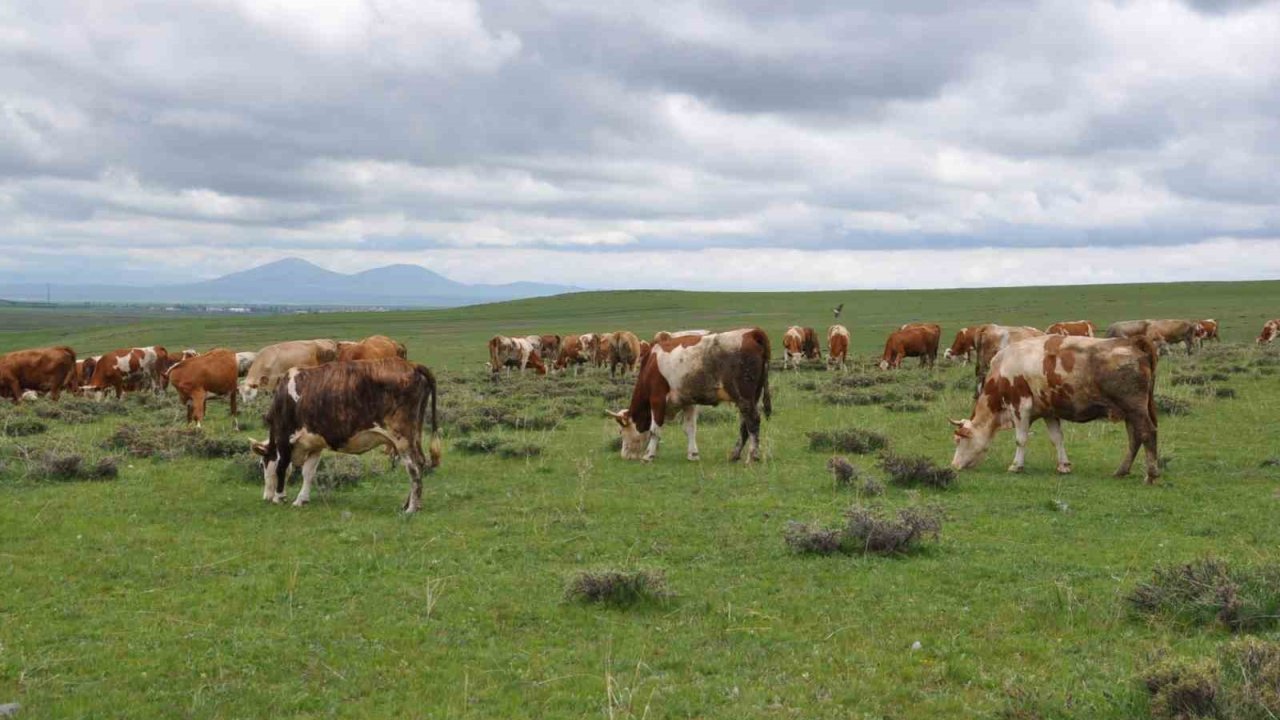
(34, 452, 118, 481)
(880, 453, 956, 489)
(102, 425, 247, 459)
(1139, 639, 1280, 720)
(783, 522, 845, 555)
(826, 456, 859, 487)
(784, 503, 942, 556)
(2, 417, 47, 437)
(498, 442, 543, 459)
(1156, 395, 1193, 416)
(1128, 558, 1280, 632)
(807, 428, 888, 454)
(454, 434, 544, 459)
(565, 569, 671, 606)
(1214, 388, 1237, 399)
(1142, 657, 1219, 720)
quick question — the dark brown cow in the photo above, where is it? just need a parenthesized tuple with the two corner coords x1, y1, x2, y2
(0, 346, 75, 404)
(168, 349, 239, 429)
(1258, 319, 1280, 345)
(879, 324, 940, 370)
(609, 331, 642, 377)
(1046, 320, 1097, 337)
(83, 346, 169, 398)
(1106, 319, 1197, 355)
(554, 334, 590, 374)
(827, 325, 849, 370)
(608, 328, 771, 463)
(951, 334, 1160, 483)
(944, 326, 981, 364)
(338, 335, 408, 362)
(250, 358, 441, 512)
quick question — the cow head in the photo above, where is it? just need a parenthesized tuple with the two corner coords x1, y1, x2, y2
(239, 379, 260, 401)
(877, 359, 890, 371)
(607, 409, 649, 460)
(949, 418, 994, 470)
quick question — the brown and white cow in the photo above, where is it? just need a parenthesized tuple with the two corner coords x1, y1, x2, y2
(944, 326, 981, 364)
(239, 339, 340, 401)
(1106, 319, 1197, 355)
(337, 335, 408, 362)
(1258, 319, 1280, 345)
(1046, 320, 1097, 337)
(1193, 319, 1220, 347)
(63, 355, 100, 396)
(782, 326, 821, 370)
(554, 335, 590, 374)
(609, 331, 642, 377)
(0, 346, 76, 404)
(488, 335, 546, 375)
(168, 348, 240, 429)
(951, 334, 1160, 483)
(594, 333, 614, 368)
(972, 325, 1046, 396)
(527, 334, 562, 361)
(250, 358, 441, 512)
(609, 328, 772, 463)
(879, 324, 940, 370)
(827, 325, 849, 371)
(83, 346, 169, 399)
(652, 330, 709, 344)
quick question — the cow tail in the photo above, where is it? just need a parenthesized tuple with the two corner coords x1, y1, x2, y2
(417, 365, 442, 468)
(757, 328, 773, 419)
(1133, 335, 1159, 428)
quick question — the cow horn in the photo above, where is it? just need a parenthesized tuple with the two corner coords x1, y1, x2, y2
(606, 409, 625, 419)
(948, 418, 965, 428)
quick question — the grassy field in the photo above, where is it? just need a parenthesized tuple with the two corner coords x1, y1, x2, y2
(1, 280, 1278, 718)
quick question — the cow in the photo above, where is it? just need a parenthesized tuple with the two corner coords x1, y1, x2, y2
(528, 334, 562, 361)
(652, 330, 709, 344)
(782, 326, 821, 370)
(1106, 319, 1197, 355)
(250, 358, 441, 512)
(63, 355, 100, 396)
(167, 349, 240, 429)
(827, 325, 849, 371)
(879, 324, 940, 370)
(235, 352, 257, 378)
(158, 348, 199, 392)
(609, 331, 642, 377)
(337, 335, 408, 362)
(1046, 320, 1097, 337)
(594, 333, 614, 368)
(239, 339, 340, 401)
(0, 346, 76, 404)
(1258, 319, 1280, 345)
(1193, 319, 1220, 347)
(637, 340, 653, 370)
(487, 335, 546, 375)
(972, 325, 1046, 396)
(944, 326, 981, 364)
(83, 346, 169, 399)
(608, 328, 772, 463)
(950, 334, 1160, 483)
(554, 335, 590, 374)
(578, 333, 599, 362)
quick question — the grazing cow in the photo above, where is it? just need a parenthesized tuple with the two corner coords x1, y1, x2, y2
(554, 335, 590, 374)
(608, 328, 772, 463)
(578, 333, 599, 361)
(1258, 319, 1280, 345)
(827, 325, 850, 370)
(64, 355, 99, 396)
(235, 352, 257, 378)
(239, 339, 340, 401)
(594, 333, 614, 368)
(609, 331, 642, 377)
(168, 349, 239, 429)
(528, 334, 562, 361)
(1106, 319, 1197, 355)
(879, 324, 941, 370)
(83, 346, 169, 399)
(158, 349, 199, 392)
(250, 358, 441, 512)
(951, 335, 1160, 483)
(1046, 320, 1097, 337)
(972, 325, 1046, 396)
(1193, 319, 1220, 347)
(487, 335, 546, 375)
(337, 335, 408, 362)
(782, 326, 821, 369)
(944, 326, 981, 364)
(0, 346, 76, 404)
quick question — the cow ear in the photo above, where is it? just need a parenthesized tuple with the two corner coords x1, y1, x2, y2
(250, 440, 267, 456)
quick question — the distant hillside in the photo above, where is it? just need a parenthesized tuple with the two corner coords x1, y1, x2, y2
(0, 258, 578, 307)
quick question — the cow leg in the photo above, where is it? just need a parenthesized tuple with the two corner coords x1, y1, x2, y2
(1007, 415, 1031, 473)
(401, 450, 426, 513)
(744, 404, 763, 463)
(229, 390, 239, 431)
(643, 423, 662, 462)
(1044, 417, 1071, 474)
(682, 406, 700, 461)
(292, 454, 321, 507)
(191, 388, 207, 429)
(1139, 418, 1160, 484)
(1115, 420, 1141, 478)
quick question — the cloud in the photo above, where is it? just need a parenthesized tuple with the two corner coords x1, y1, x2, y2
(0, 0, 1278, 288)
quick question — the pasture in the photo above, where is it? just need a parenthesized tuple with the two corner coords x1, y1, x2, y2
(1, 280, 1279, 718)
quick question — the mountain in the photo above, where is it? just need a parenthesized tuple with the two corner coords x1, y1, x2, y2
(0, 258, 579, 307)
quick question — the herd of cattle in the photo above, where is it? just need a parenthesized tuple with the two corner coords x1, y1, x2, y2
(0, 316, 1275, 510)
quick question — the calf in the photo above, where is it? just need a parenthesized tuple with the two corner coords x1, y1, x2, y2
(1106, 319, 1197, 355)
(488, 335, 546, 375)
(168, 349, 239, 428)
(83, 346, 168, 399)
(1046, 320, 1097, 337)
(879, 324, 940, 370)
(1193, 319, 1220, 347)
(1258, 319, 1280, 345)
(609, 328, 772, 463)
(944, 326, 980, 363)
(827, 325, 849, 370)
(609, 331, 642, 377)
(240, 340, 339, 401)
(782, 326, 821, 369)
(338, 335, 407, 362)
(0, 346, 76, 404)
(951, 335, 1159, 482)
(250, 358, 441, 512)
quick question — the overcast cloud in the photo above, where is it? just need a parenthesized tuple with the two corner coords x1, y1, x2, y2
(1, 0, 1278, 289)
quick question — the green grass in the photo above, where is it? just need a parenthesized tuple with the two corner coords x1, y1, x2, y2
(1, 280, 1279, 718)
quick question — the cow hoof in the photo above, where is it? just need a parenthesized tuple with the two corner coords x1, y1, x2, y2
(687, 453, 700, 461)
(641, 456, 654, 464)
(1056, 464, 1072, 475)
(292, 498, 308, 508)
(1114, 469, 1131, 478)
(1007, 464, 1024, 473)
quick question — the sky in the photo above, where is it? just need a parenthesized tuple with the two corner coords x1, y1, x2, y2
(2, 0, 1279, 290)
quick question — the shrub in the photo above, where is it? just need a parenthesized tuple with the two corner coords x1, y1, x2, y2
(565, 569, 671, 606)
(314, 456, 364, 491)
(1171, 374, 1212, 387)
(1156, 395, 1193, 416)
(498, 442, 543, 459)
(33, 452, 119, 481)
(861, 478, 885, 497)
(1215, 387, 1237, 399)
(1128, 558, 1280, 632)
(454, 435, 503, 455)
(807, 428, 888, 454)
(826, 456, 859, 487)
(821, 389, 897, 406)
(1219, 638, 1280, 718)
(2, 417, 47, 437)
(880, 453, 955, 489)
(783, 521, 845, 555)
(1142, 657, 1219, 720)
(844, 504, 943, 555)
